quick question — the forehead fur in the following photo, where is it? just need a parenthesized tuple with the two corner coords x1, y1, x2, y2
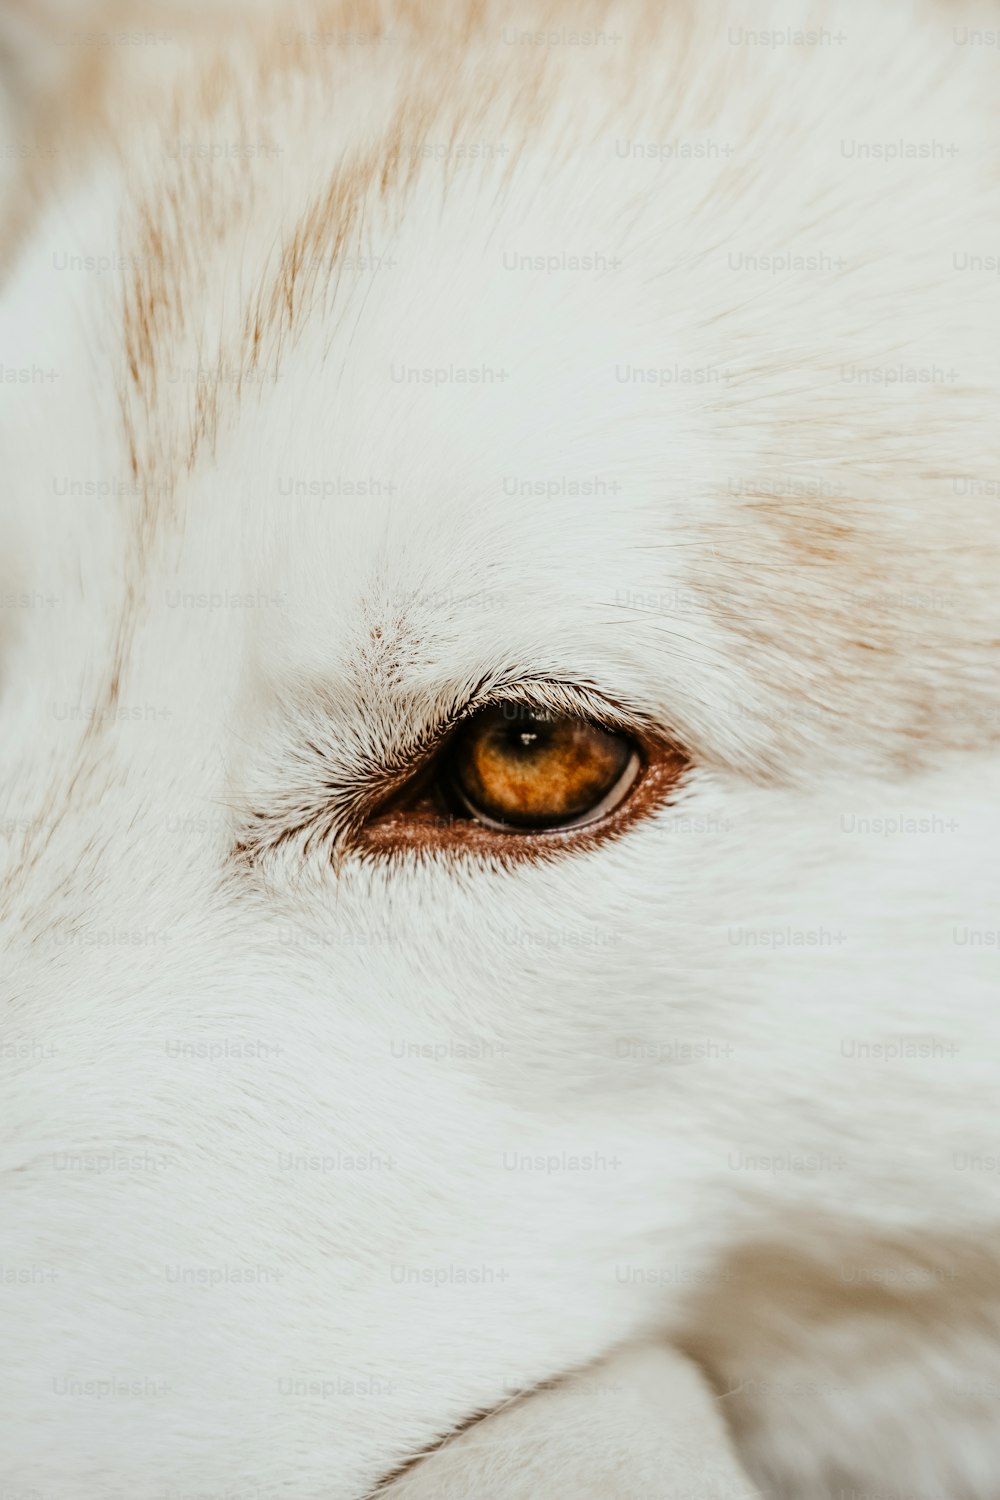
(7, 0, 1000, 783)
(112, 2, 586, 503)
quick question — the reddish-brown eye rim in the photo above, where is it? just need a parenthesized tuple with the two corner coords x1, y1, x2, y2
(354, 706, 689, 862)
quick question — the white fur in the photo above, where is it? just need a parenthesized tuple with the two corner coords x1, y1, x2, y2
(1, 2, 999, 1495)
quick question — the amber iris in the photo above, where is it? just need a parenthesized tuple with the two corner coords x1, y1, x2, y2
(446, 705, 639, 831)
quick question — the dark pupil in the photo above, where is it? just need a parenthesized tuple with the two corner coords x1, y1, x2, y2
(500, 714, 552, 756)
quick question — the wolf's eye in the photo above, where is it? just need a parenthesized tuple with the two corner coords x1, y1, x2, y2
(443, 705, 640, 831)
(356, 693, 685, 858)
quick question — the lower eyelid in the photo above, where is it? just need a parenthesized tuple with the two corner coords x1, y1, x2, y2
(353, 735, 689, 861)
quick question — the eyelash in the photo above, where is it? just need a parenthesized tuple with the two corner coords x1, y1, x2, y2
(365, 682, 641, 806)
(234, 684, 688, 872)
(352, 704, 687, 863)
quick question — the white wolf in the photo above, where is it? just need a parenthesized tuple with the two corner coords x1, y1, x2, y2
(1, 1, 999, 1495)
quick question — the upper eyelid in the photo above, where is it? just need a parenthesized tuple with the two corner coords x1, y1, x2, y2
(235, 679, 659, 868)
(375, 675, 661, 799)
(444, 677, 652, 742)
